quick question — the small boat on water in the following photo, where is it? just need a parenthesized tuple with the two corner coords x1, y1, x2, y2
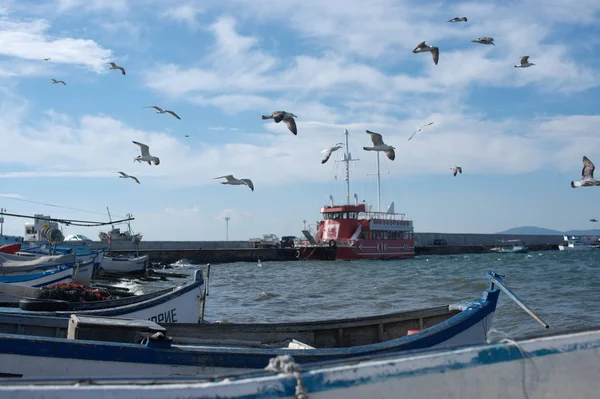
(489, 239, 529, 253)
(0, 269, 204, 323)
(9, 326, 596, 399)
(558, 235, 596, 251)
(100, 254, 148, 274)
(0, 272, 517, 379)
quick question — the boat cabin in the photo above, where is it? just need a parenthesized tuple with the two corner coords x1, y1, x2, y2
(314, 203, 414, 246)
(23, 215, 59, 242)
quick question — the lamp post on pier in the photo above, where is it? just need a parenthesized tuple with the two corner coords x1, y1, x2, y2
(225, 216, 230, 241)
(0, 208, 5, 235)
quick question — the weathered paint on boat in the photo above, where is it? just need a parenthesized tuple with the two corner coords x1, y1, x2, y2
(0, 275, 500, 379)
(2, 327, 599, 399)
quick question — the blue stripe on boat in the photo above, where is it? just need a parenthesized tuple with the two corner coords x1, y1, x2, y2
(0, 287, 499, 369)
(0, 264, 73, 283)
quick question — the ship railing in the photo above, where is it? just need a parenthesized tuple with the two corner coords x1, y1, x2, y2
(359, 211, 410, 221)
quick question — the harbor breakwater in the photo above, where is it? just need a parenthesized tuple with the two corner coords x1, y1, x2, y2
(83, 231, 576, 264)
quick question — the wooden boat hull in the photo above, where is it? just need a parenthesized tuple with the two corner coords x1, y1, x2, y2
(100, 255, 148, 274)
(18, 247, 105, 282)
(5, 327, 596, 398)
(0, 270, 204, 323)
(0, 275, 500, 379)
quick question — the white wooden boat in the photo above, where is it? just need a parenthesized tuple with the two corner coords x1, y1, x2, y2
(558, 235, 596, 251)
(2, 327, 595, 398)
(0, 253, 76, 287)
(19, 245, 106, 279)
(0, 269, 204, 323)
(101, 254, 148, 274)
(0, 273, 513, 379)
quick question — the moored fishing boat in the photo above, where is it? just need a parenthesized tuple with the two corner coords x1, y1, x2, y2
(0, 272, 536, 380)
(0, 253, 77, 287)
(0, 269, 204, 323)
(100, 254, 148, 274)
(17, 245, 104, 284)
(7, 326, 596, 399)
(558, 235, 596, 251)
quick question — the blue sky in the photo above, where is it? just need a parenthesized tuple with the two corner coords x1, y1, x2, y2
(0, 0, 599, 241)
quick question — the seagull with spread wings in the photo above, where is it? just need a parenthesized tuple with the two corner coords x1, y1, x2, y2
(471, 37, 495, 46)
(51, 79, 66, 85)
(117, 171, 140, 184)
(144, 105, 181, 120)
(321, 143, 344, 164)
(571, 156, 600, 187)
(214, 175, 254, 191)
(448, 17, 467, 22)
(413, 41, 439, 65)
(450, 166, 463, 176)
(132, 141, 160, 165)
(514, 56, 535, 68)
(408, 121, 434, 141)
(363, 130, 395, 161)
(261, 111, 297, 135)
(108, 62, 126, 75)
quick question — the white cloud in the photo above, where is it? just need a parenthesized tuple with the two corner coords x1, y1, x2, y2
(162, 3, 203, 29)
(0, 193, 22, 199)
(56, 0, 128, 13)
(0, 18, 113, 74)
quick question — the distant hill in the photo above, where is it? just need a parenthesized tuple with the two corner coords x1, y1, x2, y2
(496, 226, 600, 235)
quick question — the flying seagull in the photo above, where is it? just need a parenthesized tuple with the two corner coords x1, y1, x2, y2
(262, 111, 298, 135)
(43, 58, 51, 61)
(117, 171, 140, 184)
(321, 142, 344, 164)
(213, 175, 254, 191)
(590, 218, 598, 222)
(408, 121, 434, 141)
(450, 166, 462, 176)
(571, 156, 600, 187)
(144, 106, 181, 120)
(448, 17, 467, 22)
(107, 62, 126, 75)
(471, 37, 495, 46)
(51, 79, 66, 85)
(364, 130, 395, 161)
(515, 56, 535, 68)
(413, 41, 439, 65)
(132, 141, 160, 165)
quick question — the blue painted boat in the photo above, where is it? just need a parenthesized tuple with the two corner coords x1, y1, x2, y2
(19, 244, 105, 278)
(3, 327, 596, 398)
(0, 272, 506, 379)
(0, 253, 76, 287)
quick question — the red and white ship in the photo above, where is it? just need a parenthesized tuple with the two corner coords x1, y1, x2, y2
(297, 129, 415, 260)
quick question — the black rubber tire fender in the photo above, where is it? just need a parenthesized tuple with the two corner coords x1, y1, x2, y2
(19, 298, 69, 312)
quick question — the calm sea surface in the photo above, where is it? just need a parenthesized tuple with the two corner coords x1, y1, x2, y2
(107, 250, 600, 339)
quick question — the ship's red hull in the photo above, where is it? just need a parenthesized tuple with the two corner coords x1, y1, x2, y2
(298, 239, 415, 261)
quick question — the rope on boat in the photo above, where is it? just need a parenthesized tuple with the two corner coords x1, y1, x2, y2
(265, 355, 308, 399)
(487, 328, 539, 399)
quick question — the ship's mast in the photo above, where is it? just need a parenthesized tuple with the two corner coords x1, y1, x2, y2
(339, 129, 359, 205)
(367, 149, 389, 212)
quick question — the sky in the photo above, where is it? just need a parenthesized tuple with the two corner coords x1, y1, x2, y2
(0, 0, 599, 241)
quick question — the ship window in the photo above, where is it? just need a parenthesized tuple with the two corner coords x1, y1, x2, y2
(26, 226, 35, 234)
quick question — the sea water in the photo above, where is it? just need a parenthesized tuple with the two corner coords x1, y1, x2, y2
(122, 250, 600, 338)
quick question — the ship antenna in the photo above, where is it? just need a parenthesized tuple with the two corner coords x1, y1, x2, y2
(336, 129, 359, 205)
(367, 148, 390, 212)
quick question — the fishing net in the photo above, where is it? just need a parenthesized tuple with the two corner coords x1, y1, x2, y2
(36, 283, 111, 302)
